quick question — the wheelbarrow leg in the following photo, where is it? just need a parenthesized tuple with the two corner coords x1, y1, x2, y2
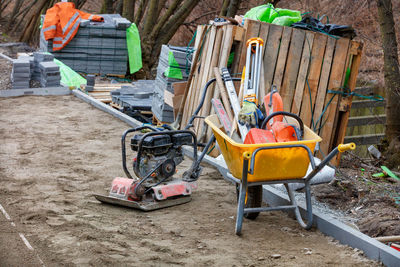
(235, 157, 250, 235)
(284, 182, 313, 229)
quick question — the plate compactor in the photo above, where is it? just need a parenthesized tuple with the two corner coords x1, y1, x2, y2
(94, 126, 209, 211)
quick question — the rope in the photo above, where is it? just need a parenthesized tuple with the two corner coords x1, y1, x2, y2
(313, 87, 384, 132)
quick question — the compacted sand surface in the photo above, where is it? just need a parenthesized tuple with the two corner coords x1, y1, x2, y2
(0, 95, 378, 266)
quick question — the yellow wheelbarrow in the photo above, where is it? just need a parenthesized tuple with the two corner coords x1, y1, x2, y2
(205, 114, 355, 235)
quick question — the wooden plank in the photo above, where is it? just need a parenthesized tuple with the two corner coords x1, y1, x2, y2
(198, 26, 224, 138)
(192, 25, 217, 133)
(206, 26, 236, 141)
(351, 99, 386, 109)
(272, 27, 292, 92)
(354, 86, 374, 95)
(291, 31, 315, 115)
(237, 19, 261, 90)
(218, 25, 234, 68)
(257, 22, 269, 102)
(214, 67, 234, 121)
(344, 134, 385, 145)
(333, 41, 364, 165)
(347, 114, 386, 127)
(280, 28, 305, 111)
(182, 25, 210, 128)
(299, 33, 328, 127)
(312, 36, 336, 129)
(319, 37, 351, 156)
(262, 24, 283, 96)
(181, 25, 206, 127)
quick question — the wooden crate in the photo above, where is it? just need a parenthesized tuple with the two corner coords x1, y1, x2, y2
(180, 19, 363, 165)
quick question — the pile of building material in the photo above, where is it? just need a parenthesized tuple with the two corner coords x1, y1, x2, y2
(41, 14, 130, 76)
(111, 80, 154, 122)
(151, 45, 193, 122)
(39, 61, 60, 87)
(32, 52, 60, 87)
(178, 20, 363, 163)
(11, 58, 31, 89)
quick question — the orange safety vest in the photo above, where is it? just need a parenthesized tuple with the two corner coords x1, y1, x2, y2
(43, 2, 103, 51)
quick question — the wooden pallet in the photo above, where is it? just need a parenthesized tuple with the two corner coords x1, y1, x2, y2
(179, 20, 363, 165)
(81, 83, 129, 104)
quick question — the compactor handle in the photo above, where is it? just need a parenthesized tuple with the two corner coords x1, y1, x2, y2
(338, 143, 356, 152)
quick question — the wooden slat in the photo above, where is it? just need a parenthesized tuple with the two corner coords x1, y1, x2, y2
(214, 67, 234, 121)
(280, 28, 305, 111)
(354, 86, 374, 95)
(291, 31, 315, 115)
(183, 25, 211, 128)
(206, 26, 236, 141)
(332, 41, 364, 165)
(272, 27, 292, 91)
(262, 24, 283, 96)
(198, 26, 224, 138)
(299, 33, 328, 127)
(181, 25, 206, 128)
(351, 99, 386, 109)
(344, 134, 385, 145)
(257, 22, 269, 102)
(347, 114, 386, 127)
(218, 25, 234, 68)
(319, 37, 350, 156)
(312, 36, 336, 129)
(192, 26, 217, 133)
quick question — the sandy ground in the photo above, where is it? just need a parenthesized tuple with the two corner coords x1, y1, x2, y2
(0, 95, 379, 266)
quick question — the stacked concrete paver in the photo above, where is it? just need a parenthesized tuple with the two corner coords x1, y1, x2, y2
(151, 45, 193, 122)
(39, 61, 60, 87)
(11, 58, 31, 89)
(41, 14, 131, 75)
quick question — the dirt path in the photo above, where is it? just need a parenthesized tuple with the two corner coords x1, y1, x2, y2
(0, 95, 378, 266)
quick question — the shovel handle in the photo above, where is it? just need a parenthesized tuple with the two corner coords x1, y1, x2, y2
(338, 143, 356, 152)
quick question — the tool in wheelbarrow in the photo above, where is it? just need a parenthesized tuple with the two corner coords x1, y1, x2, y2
(238, 38, 265, 129)
(94, 77, 241, 211)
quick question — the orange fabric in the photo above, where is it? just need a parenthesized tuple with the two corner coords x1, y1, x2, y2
(43, 2, 103, 51)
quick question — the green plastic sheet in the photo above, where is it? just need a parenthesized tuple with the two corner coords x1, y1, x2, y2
(53, 58, 86, 88)
(164, 51, 183, 79)
(126, 23, 142, 74)
(244, 4, 302, 26)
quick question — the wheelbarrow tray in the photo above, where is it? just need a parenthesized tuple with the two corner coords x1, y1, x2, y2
(205, 115, 322, 182)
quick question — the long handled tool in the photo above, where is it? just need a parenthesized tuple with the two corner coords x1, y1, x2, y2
(221, 67, 248, 141)
(243, 38, 264, 104)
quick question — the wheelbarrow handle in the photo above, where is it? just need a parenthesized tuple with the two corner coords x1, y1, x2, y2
(338, 143, 356, 152)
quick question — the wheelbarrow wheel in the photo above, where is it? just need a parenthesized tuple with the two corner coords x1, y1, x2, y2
(236, 184, 262, 220)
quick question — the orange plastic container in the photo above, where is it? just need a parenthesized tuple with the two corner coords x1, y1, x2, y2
(205, 114, 322, 182)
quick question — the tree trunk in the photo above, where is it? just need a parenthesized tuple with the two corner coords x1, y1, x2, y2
(6, 0, 23, 31)
(220, 0, 230, 16)
(226, 0, 241, 18)
(122, 0, 135, 22)
(134, 0, 148, 25)
(19, 0, 51, 44)
(101, 0, 114, 14)
(116, 0, 124, 15)
(376, 0, 400, 170)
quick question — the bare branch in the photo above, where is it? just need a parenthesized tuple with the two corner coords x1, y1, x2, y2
(142, 0, 158, 36)
(134, 0, 148, 26)
(150, 0, 182, 40)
